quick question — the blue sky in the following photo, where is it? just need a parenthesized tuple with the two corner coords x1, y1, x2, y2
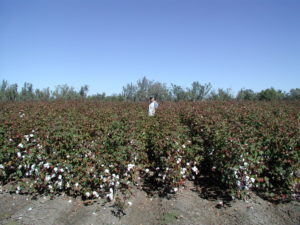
(0, 0, 299, 95)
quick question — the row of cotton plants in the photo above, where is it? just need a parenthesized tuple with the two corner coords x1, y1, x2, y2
(1, 100, 299, 202)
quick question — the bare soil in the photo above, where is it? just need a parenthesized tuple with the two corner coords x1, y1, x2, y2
(0, 182, 299, 225)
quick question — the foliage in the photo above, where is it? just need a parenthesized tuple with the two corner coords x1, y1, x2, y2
(1, 79, 300, 102)
(0, 100, 299, 202)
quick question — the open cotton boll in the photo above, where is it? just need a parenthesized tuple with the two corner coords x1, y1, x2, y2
(18, 143, 24, 148)
(92, 191, 99, 198)
(106, 188, 114, 201)
(127, 164, 135, 171)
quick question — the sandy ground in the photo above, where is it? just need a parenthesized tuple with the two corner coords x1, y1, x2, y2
(0, 182, 299, 225)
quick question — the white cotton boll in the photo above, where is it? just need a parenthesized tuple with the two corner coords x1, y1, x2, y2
(0, 164, 4, 169)
(186, 162, 190, 166)
(85, 192, 91, 198)
(176, 158, 182, 164)
(244, 162, 249, 167)
(128, 201, 132, 206)
(92, 191, 99, 198)
(17, 152, 22, 158)
(57, 181, 63, 188)
(30, 134, 34, 138)
(31, 164, 36, 170)
(18, 143, 24, 148)
(182, 144, 186, 148)
(107, 188, 114, 201)
(173, 187, 178, 192)
(60, 168, 64, 173)
(180, 168, 186, 175)
(44, 163, 50, 169)
(245, 176, 250, 182)
(75, 183, 79, 187)
(48, 185, 53, 189)
(54, 167, 58, 172)
(45, 175, 51, 181)
(51, 174, 56, 178)
(250, 177, 255, 183)
(104, 169, 109, 174)
(58, 175, 62, 180)
(192, 166, 199, 174)
(127, 164, 135, 171)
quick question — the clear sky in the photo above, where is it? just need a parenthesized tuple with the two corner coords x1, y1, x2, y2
(1, 0, 299, 95)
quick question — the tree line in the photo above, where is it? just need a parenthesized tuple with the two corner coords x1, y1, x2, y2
(0, 77, 299, 102)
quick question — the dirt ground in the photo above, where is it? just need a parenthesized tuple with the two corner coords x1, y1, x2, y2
(0, 182, 299, 225)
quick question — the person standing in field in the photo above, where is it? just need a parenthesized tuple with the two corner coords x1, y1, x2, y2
(148, 97, 158, 116)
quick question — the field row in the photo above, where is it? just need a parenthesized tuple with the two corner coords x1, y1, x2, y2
(0, 101, 299, 201)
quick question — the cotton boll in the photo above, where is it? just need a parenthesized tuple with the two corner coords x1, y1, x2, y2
(127, 164, 135, 171)
(92, 191, 99, 198)
(107, 188, 114, 201)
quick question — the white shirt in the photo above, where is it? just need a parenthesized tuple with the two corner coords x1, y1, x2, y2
(148, 101, 158, 116)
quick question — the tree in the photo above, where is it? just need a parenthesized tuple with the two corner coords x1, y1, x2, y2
(0, 80, 8, 101)
(20, 82, 34, 101)
(187, 82, 212, 101)
(287, 88, 300, 100)
(35, 88, 51, 101)
(148, 81, 170, 101)
(5, 84, 19, 101)
(170, 84, 188, 101)
(52, 84, 79, 100)
(209, 88, 233, 101)
(122, 83, 137, 101)
(236, 89, 257, 100)
(89, 92, 106, 100)
(79, 85, 89, 98)
(136, 76, 152, 101)
(258, 88, 284, 101)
